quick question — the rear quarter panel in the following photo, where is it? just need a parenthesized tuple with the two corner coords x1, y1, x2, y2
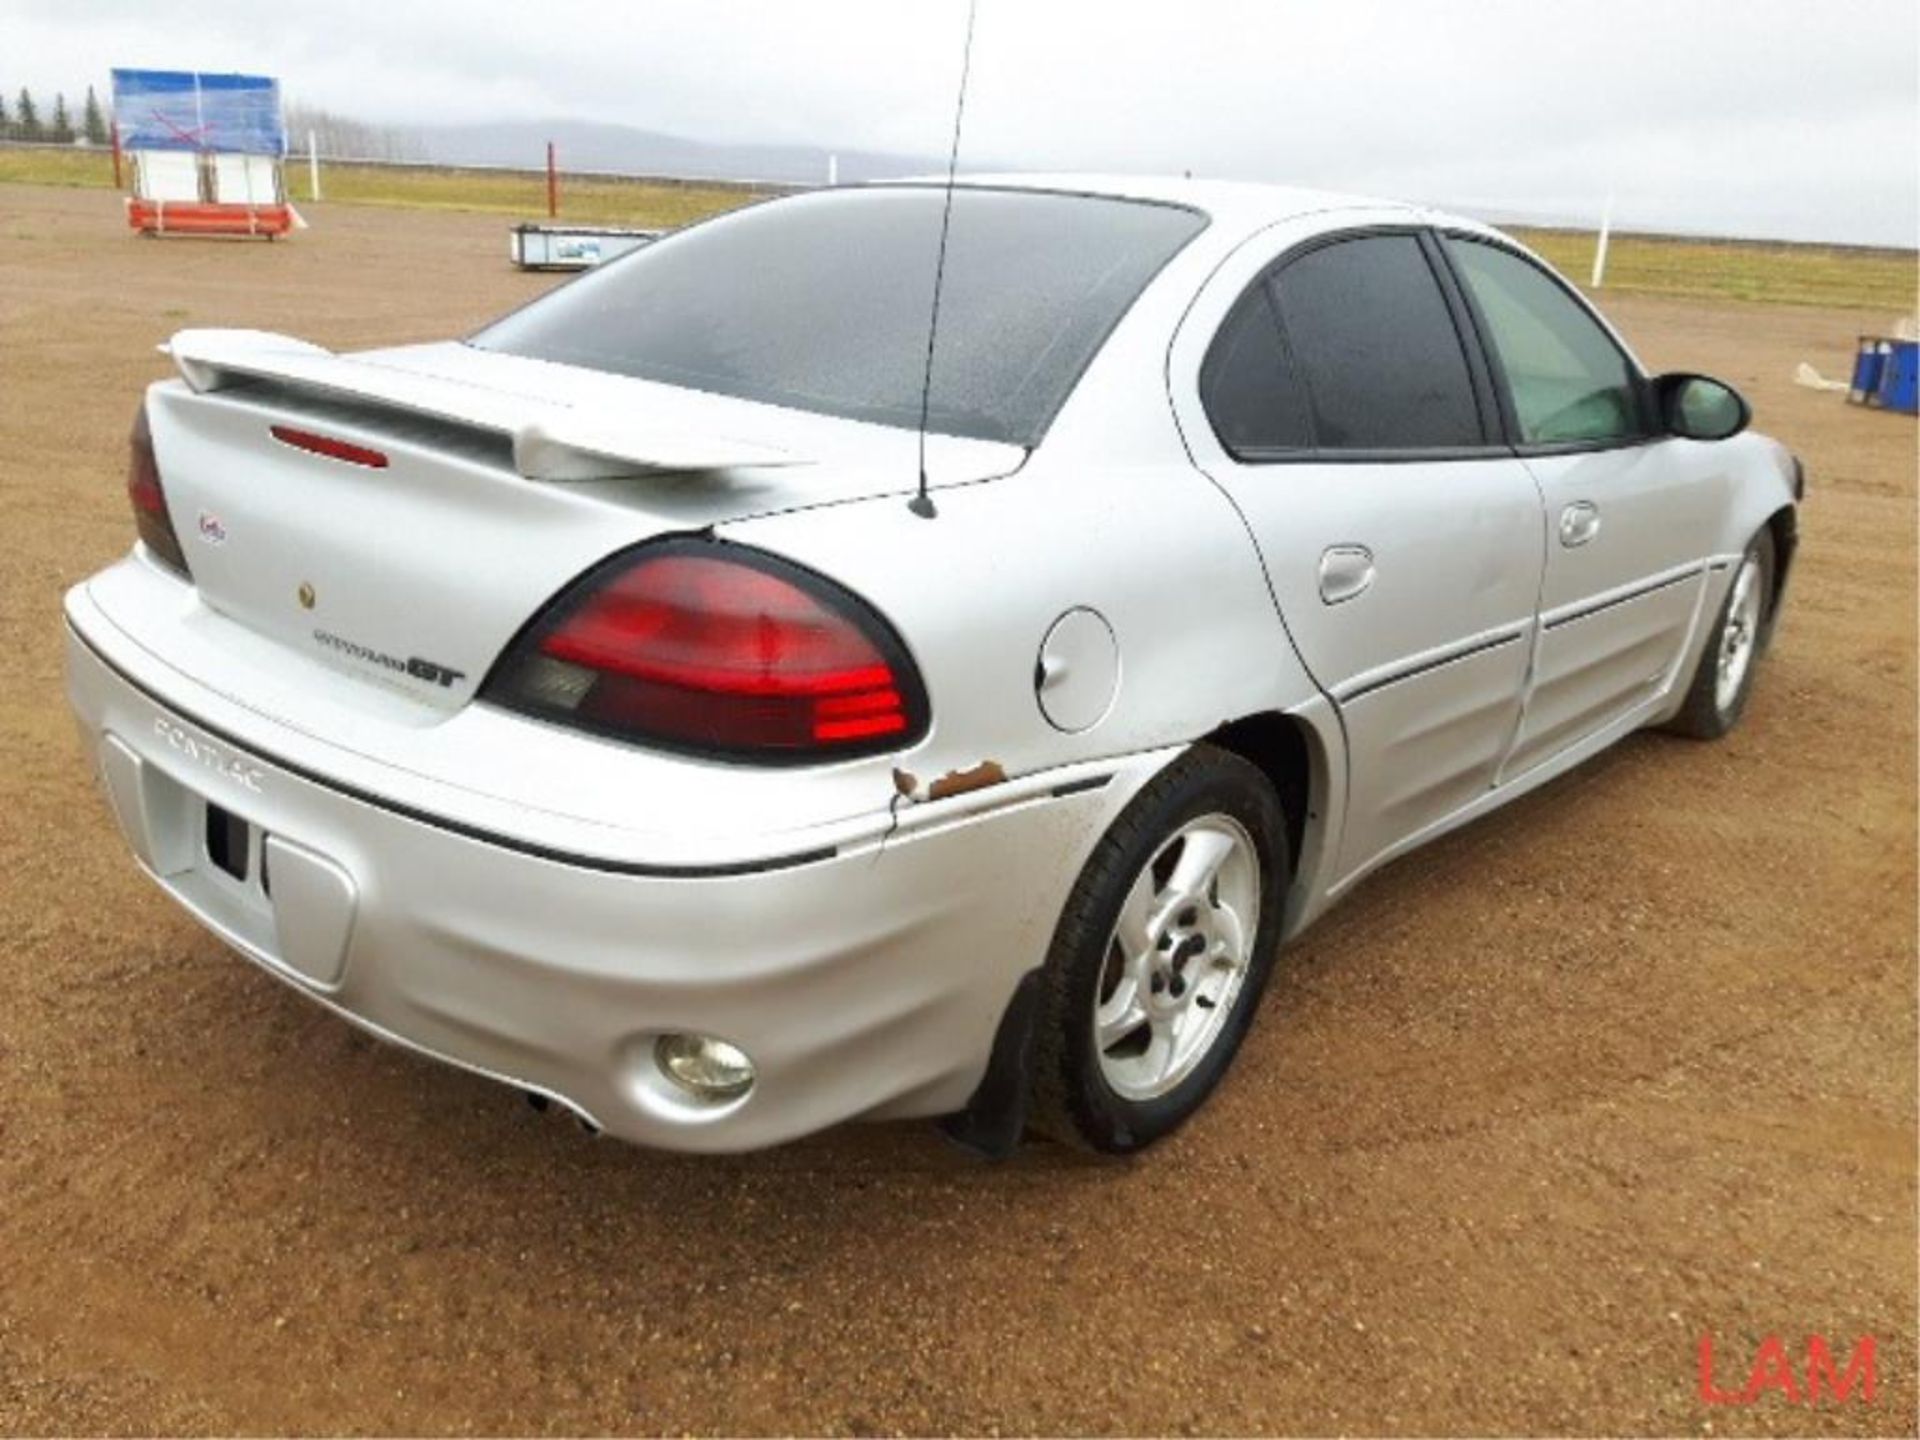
(720, 450, 1303, 797)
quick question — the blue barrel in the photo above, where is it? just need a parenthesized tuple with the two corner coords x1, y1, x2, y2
(1849, 337, 1919, 415)
(1850, 339, 1886, 402)
(1877, 340, 1918, 414)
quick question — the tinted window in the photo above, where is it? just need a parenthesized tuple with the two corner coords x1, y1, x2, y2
(473, 187, 1206, 448)
(1270, 234, 1483, 450)
(1446, 238, 1643, 445)
(1200, 286, 1312, 452)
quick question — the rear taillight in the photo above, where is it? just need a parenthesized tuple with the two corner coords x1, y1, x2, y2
(127, 404, 190, 578)
(484, 542, 929, 763)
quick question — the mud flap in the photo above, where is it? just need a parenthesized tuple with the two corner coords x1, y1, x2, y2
(938, 968, 1043, 1159)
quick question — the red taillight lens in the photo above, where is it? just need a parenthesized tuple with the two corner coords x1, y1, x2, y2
(127, 405, 190, 578)
(484, 543, 928, 761)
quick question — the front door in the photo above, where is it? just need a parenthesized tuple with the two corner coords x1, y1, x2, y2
(1190, 229, 1546, 884)
(1439, 236, 1723, 779)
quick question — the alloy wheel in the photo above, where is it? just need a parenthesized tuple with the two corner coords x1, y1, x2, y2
(1715, 553, 1765, 714)
(1093, 813, 1262, 1101)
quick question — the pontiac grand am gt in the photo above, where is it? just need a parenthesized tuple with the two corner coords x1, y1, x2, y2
(65, 176, 1799, 1155)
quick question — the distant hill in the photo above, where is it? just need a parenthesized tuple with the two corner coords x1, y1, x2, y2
(413, 118, 932, 186)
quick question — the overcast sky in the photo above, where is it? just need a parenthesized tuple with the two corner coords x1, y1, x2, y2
(8, 0, 1917, 244)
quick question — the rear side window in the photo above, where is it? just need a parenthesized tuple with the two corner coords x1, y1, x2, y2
(1445, 238, 1644, 445)
(1269, 234, 1483, 450)
(1200, 287, 1312, 453)
(472, 187, 1206, 449)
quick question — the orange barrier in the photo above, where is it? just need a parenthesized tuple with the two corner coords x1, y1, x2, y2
(127, 199, 294, 238)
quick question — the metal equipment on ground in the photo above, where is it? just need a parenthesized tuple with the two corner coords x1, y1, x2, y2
(510, 223, 660, 271)
(113, 69, 293, 238)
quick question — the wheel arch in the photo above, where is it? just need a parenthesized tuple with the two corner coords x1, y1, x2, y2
(1198, 704, 1342, 934)
(943, 706, 1342, 1158)
(1762, 502, 1798, 641)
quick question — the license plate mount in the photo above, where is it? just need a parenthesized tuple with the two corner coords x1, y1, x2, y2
(204, 801, 251, 883)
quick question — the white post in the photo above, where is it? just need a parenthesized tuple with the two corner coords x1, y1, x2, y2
(307, 129, 321, 201)
(1590, 190, 1614, 289)
(827, 152, 839, 187)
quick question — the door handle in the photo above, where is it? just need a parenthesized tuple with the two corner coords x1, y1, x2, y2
(1318, 545, 1375, 604)
(1559, 501, 1601, 548)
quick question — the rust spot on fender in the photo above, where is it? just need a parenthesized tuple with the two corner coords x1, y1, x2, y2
(892, 768, 920, 798)
(927, 760, 1007, 801)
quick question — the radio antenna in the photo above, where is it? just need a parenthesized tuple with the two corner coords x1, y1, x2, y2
(909, 0, 979, 521)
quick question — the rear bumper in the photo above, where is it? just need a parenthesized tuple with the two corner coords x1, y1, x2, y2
(65, 585, 1165, 1151)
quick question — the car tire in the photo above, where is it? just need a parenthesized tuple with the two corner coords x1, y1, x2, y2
(1029, 743, 1289, 1155)
(1664, 527, 1776, 740)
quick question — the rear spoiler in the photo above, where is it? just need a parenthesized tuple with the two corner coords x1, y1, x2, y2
(162, 329, 806, 480)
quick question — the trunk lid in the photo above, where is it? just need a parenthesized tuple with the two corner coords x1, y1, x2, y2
(146, 332, 1022, 712)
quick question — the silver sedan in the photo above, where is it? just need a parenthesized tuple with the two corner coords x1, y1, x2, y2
(65, 175, 1799, 1154)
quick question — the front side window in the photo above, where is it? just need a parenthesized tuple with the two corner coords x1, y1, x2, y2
(1268, 233, 1484, 451)
(1445, 238, 1645, 446)
(472, 187, 1206, 449)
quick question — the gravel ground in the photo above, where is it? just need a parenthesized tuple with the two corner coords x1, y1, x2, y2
(0, 185, 1913, 1436)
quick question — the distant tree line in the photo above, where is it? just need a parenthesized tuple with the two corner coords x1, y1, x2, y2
(284, 103, 426, 162)
(0, 84, 110, 144)
(1, 85, 425, 161)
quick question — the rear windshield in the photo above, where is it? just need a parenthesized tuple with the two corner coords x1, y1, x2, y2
(471, 186, 1207, 448)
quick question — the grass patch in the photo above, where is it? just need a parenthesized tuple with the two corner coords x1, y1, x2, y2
(309, 163, 768, 228)
(5, 146, 1912, 310)
(0, 146, 763, 229)
(1513, 227, 1916, 314)
(0, 146, 116, 188)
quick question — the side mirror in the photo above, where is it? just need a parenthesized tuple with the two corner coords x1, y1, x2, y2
(1655, 372, 1750, 441)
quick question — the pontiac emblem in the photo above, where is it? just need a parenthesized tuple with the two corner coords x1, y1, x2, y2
(297, 582, 316, 610)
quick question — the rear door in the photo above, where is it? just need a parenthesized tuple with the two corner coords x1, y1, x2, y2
(1188, 227, 1546, 884)
(1439, 236, 1724, 779)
